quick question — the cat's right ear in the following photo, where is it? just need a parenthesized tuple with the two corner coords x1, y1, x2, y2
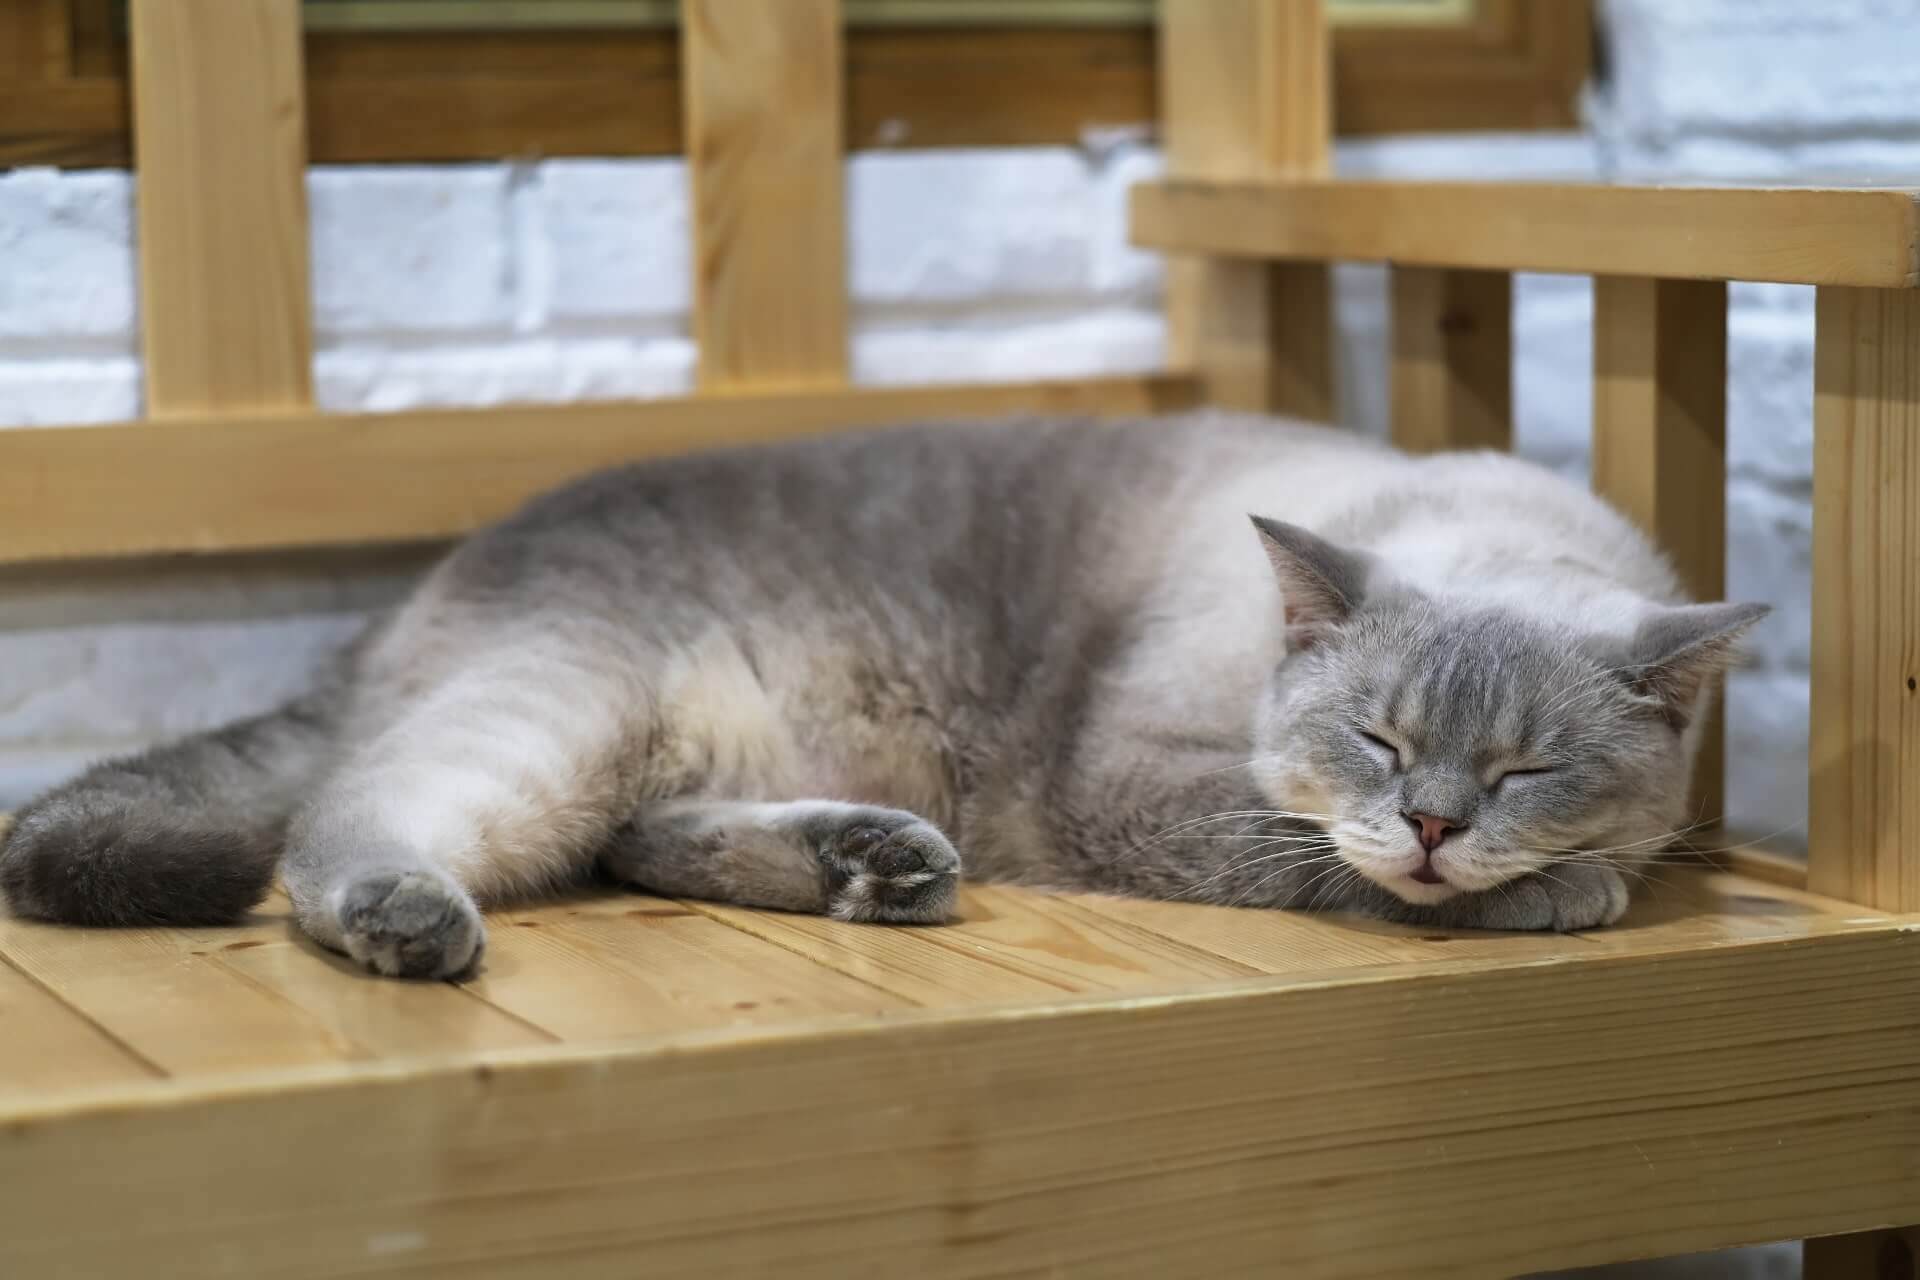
(1250, 517, 1370, 649)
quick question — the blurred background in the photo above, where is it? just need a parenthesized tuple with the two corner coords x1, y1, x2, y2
(3, 6, 1915, 1273)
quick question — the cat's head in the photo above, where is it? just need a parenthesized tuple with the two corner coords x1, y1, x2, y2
(1246, 517, 1766, 906)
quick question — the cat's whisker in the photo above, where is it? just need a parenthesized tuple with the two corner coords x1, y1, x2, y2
(1191, 841, 1341, 897)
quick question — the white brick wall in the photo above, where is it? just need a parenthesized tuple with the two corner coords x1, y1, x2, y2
(4, 0, 1917, 868)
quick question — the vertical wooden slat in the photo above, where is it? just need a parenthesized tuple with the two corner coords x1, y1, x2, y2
(1808, 286, 1920, 913)
(683, 0, 848, 390)
(1390, 266, 1513, 452)
(1592, 276, 1730, 824)
(131, 0, 314, 416)
(1162, 0, 1333, 418)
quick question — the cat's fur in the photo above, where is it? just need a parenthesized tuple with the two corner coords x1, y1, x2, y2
(0, 413, 1764, 978)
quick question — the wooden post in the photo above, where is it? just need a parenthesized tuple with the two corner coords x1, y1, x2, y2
(131, 0, 315, 417)
(683, 0, 848, 391)
(1161, 0, 1333, 419)
(1390, 266, 1512, 452)
(1592, 276, 1730, 825)
(1808, 286, 1920, 912)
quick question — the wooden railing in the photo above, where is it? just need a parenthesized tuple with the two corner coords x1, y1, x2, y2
(1140, 1, 1920, 938)
(0, 0, 1196, 564)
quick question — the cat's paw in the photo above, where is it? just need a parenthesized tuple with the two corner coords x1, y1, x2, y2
(335, 869, 486, 979)
(1472, 863, 1630, 932)
(819, 811, 961, 924)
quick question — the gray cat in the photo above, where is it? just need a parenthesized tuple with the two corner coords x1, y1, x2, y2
(0, 412, 1764, 979)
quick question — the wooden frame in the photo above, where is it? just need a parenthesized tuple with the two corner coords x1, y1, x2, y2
(1, 0, 1590, 167)
(2, 2, 1917, 1274)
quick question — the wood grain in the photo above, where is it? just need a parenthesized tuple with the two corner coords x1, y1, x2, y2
(2, 923, 1916, 1278)
(469, 893, 905, 1040)
(1593, 276, 1730, 823)
(1389, 265, 1512, 452)
(1161, 0, 1334, 417)
(13, 6, 1594, 168)
(1133, 181, 1920, 288)
(0, 375, 1197, 564)
(0, 954, 158, 1099)
(212, 896, 553, 1061)
(0, 911, 356, 1077)
(129, 0, 314, 415)
(692, 883, 1257, 1006)
(1809, 286, 1920, 913)
(683, 0, 847, 390)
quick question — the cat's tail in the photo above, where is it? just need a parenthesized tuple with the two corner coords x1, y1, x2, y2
(0, 678, 347, 927)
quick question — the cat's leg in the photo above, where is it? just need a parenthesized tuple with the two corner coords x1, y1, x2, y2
(1341, 864, 1630, 933)
(600, 799, 961, 924)
(284, 651, 642, 978)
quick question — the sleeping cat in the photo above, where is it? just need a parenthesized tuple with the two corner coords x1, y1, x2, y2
(0, 412, 1763, 979)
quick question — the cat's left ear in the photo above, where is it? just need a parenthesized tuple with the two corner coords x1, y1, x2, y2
(1250, 516, 1372, 649)
(1625, 602, 1770, 727)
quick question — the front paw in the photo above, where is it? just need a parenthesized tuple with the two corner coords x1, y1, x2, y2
(1466, 863, 1630, 932)
(819, 810, 961, 925)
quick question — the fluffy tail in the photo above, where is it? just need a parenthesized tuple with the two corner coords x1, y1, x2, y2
(0, 683, 344, 926)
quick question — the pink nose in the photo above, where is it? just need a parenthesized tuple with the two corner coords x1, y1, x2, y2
(1404, 812, 1462, 852)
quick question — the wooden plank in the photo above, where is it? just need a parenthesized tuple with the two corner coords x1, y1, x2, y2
(0, 955, 159, 1100)
(1809, 287, 1920, 913)
(1593, 276, 1731, 824)
(1390, 265, 1512, 452)
(683, 0, 847, 390)
(693, 884, 1257, 1006)
(130, 0, 314, 416)
(1085, 891, 1584, 969)
(15, 8, 1594, 169)
(469, 893, 906, 1040)
(2, 926, 1916, 1278)
(1162, 0, 1334, 417)
(213, 896, 554, 1061)
(0, 912, 358, 1078)
(1132, 181, 1920, 288)
(0, 375, 1197, 564)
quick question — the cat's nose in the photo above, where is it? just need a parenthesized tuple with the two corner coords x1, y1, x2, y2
(1403, 811, 1463, 852)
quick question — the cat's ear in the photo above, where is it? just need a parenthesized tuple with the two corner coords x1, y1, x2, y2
(1250, 516, 1370, 649)
(1624, 602, 1770, 726)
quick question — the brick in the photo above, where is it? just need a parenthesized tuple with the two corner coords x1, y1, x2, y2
(1727, 480, 1813, 673)
(1602, 0, 1920, 139)
(852, 308, 1162, 386)
(1723, 671, 1811, 851)
(1088, 143, 1165, 299)
(0, 615, 367, 747)
(0, 357, 140, 426)
(539, 159, 690, 325)
(309, 165, 514, 337)
(0, 168, 136, 345)
(1727, 308, 1813, 485)
(850, 149, 1091, 305)
(316, 338, 693, 412)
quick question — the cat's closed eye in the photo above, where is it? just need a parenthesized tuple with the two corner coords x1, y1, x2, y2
(1494, 764, 1554, 785)
(1358, 730, 1403, 769)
